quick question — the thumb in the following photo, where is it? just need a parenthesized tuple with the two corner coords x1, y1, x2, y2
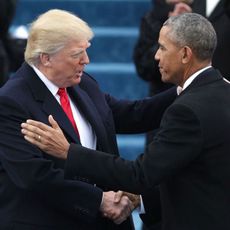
(114, 191, 123, 203)
(48, 115, 61, 130)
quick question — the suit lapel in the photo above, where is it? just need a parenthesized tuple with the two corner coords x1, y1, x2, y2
(208, 0, 224, 21)
(179, 67, 223, 97)
(42, 95, 80, 143)
(68, 86, 111, 151)
(23, 63, 80, 143)
(22, 63, 110, 148)
(192, 0, 224, 21)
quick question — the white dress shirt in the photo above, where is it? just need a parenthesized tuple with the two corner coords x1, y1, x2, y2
(206, 0, 220, 17)
(177, 66, 212, 95)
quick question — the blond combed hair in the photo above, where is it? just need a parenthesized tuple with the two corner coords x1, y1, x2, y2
(25, 9, 94, 65)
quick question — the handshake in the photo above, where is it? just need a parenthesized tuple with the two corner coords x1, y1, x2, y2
(100, 190, 141, 224)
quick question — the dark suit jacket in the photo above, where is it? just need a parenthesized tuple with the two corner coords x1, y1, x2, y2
(69, 67, 230, 230)
(0, 63, 176, 230)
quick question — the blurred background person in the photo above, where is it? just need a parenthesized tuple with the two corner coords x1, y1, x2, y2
(0, 0, 26, 87)
(0, 0, 17, 86)
(192, 0, 230, 79)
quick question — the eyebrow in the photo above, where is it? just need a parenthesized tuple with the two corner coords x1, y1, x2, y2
(70, 50, 85, 57)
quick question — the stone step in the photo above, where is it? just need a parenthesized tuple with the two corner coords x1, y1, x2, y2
(117, 134, 145, 160)
(10, 26, 140, 63)
(13, 0, 151, 27)
(12, 0, 150, 64)
(88, 27, 138, 63)
(85, 63, 148, 99)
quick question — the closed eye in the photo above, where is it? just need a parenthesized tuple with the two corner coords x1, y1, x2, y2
(71, 51, 85, 59)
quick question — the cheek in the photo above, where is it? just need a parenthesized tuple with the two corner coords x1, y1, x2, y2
(70, 61, 81, 71)
(160, 52, 171, 64)
(161, 57, 171, 71)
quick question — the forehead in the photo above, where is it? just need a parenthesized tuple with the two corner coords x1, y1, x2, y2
(67, 40, 90, 49)
(58, 40, 90, 54)
(158, 26, 184, 55)
(159, 26, 171, 43)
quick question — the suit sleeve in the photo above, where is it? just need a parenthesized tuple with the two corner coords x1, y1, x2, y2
(65, 103, 203, 194)
(0, 96, 102, 221)
(107, 86, 177, 133)
(225, 0, 230, 18)
(139, 186, 162, 227)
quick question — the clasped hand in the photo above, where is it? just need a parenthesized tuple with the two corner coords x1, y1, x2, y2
(21, 116, 141, 224)
(100, 190, 140, 224)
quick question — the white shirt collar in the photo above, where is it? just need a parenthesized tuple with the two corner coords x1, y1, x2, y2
(177, 66, 212, 95)
(206, 0, 220, 17)
(31, 65, 59, 96)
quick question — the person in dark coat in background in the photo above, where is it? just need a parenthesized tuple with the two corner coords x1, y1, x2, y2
(192, 0, 230, 79)
(0, 0, 17, 86)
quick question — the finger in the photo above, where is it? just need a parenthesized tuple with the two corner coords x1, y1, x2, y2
(24, 134, 43, 148)
(114, 191, 123, 203)
(102, 211, 116, 219)
(21, 124, 46, 139)
(21, 122, 37, 132)
(22, 126, 49, 146)
(21, 123, 36, 134)
(176, 3, 192, 11)
(120, 196, 134, 215)
(26, 119, 52, 132)
(48, 115, 62, 131)
(102, 212, 108, 217)
(113, 216, 127, 225)
(21, 127, 37, 138)
(102, 210, 116, 220)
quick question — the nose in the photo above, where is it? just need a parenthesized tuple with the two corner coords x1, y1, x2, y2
(80, 51, 90, 65)
(155, 48, 160, 61)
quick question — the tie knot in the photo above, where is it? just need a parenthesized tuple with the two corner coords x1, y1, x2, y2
(58, 88, 67, 96)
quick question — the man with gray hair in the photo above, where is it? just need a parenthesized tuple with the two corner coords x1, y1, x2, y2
(22, 13, 230, 229)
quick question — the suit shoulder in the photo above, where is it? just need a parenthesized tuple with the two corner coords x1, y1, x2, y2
(81, 72, 98, 84)
(80, 72, 100, 91)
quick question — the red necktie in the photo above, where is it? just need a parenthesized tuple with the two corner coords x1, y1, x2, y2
(58, 88, 80, 139)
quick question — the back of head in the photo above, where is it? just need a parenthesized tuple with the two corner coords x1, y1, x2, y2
(163, 13, 217, 61)
(25, 9, 94, 65)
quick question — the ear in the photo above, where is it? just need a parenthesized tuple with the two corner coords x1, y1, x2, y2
(181, 46, 192, 64)
(40, 53, 51, 67)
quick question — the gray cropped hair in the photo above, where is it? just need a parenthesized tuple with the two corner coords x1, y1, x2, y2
(163, 13, 217, 61)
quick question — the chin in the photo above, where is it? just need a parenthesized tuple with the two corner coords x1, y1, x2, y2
(162, 74, 172, 84)
(75, 77, 82, 85)
(161, 76, 168, 83)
